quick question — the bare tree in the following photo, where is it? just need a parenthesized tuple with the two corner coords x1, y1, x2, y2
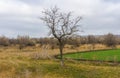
(104, 33, 117, 49)
(0, 36, 10, 46)
(87, 35, 96, 50)
(41, 6, 82, 66)
(17, 35, 35, 50)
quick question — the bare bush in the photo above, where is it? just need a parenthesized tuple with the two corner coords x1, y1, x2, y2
(104, 33, 117, 48)
(0, 36, 10, 46)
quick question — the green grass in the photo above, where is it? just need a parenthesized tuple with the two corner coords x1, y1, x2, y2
(63, 49, 120, 62)
(1, 57, 120, 78)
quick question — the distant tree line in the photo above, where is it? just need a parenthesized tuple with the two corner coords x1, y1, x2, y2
(0, 33, 119, 49)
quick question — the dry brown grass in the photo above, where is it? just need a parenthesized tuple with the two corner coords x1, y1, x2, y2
(0, 44, 120, 78)
(0, 44, 116, 57)
(116, 45, 120, 48)
(0, 44, 115, 64)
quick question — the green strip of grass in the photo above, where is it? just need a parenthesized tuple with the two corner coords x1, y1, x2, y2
(63, 49, 120, 62)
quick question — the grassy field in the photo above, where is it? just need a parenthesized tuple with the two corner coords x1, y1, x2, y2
(0, 46, 120, 78)
(63, 49, 120, 62)
(1, 51, 120, 78)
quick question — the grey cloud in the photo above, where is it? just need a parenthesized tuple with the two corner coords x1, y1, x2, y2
(104, 0, 120, 3)
(19, 0, 43, 5)
(0, 16, 48, 37)
(0, 0, 120, 37)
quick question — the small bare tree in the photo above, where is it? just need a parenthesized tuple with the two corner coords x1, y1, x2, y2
(41, 6, 82, 66)
(104, 33, 117, 49)
(87, 35, 96, 50)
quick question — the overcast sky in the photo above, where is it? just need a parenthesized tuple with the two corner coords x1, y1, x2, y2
(0, 0, 120, 38)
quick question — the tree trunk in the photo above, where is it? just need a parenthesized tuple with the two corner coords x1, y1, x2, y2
(59, 41, 64, 67)
(60, 47, 64, 66)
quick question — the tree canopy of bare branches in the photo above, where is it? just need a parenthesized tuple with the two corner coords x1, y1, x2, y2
(41, 6, 82, 66)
